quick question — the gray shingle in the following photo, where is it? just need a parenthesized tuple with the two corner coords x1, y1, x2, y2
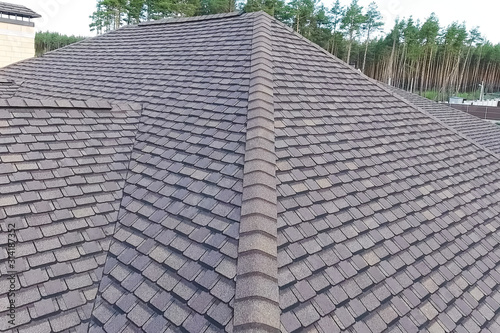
(0, 10, 500, 333)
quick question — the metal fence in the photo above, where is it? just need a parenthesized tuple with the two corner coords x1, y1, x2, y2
(450, 104, 500, 121)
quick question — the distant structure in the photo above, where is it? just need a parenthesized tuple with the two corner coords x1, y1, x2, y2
(0, 1, 40, 67)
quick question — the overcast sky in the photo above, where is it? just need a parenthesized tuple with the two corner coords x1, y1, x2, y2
(7, 0, 500, 43)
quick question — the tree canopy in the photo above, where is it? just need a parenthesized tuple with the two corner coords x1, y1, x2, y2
(35, 32, 85, 56)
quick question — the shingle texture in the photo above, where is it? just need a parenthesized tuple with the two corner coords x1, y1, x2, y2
(0, 2, 41, 18)
(0, 79, 20, 98)
(384, 85, 500, 155)
(0, 99, 140, 332)
(1, 11, 500, 333)
(271, 22, 500, 332)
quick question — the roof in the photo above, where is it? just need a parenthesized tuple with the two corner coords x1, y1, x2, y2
(0, 78, 20, 98)
(383, 85, 500, 156)
(0, 2, 41, 18)
(1, 11, 500, 333)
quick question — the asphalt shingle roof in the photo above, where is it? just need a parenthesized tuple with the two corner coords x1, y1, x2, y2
(1, 11, 500, 333)
(0, 99, 140, 332)
(0, 2, 41, 18)
(383, 85, 500, 155)
(0, 78, 20, 98)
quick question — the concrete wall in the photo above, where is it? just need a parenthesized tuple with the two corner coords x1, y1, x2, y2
(0, 20, 35, 68)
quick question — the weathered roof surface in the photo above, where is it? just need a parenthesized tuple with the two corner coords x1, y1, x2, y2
(0, 99, 140, 332)
(384, 85, 500, 155)
(0, 78, 20, 98)
(0, 2, 41, 18)
(1, 11, 500, 333)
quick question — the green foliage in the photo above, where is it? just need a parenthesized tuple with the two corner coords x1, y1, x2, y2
(341, 0, 364, 37)
(422, 90, 438, 100)
(362, 2, 383, 37)
(455, 89, 481, 100)
(341, 0, 365, 63)
(420, 13, 440, 45)
(35, 32, 86, 56)
(90, 0, 233, 32)
(244, 0, 282, 16)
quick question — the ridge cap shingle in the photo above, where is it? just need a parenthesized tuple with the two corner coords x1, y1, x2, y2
(138, 11, 243, 26)
(233, 12, 280, 333)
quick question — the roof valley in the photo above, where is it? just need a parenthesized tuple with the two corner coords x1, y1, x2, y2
(233, 12, 280, 333)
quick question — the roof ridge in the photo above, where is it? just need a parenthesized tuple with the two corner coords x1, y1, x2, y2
(138, 11, 243, 26)
(233, 12, 280, 333)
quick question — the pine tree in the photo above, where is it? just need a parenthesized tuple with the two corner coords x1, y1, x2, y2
(341, 0, 365, 65)
(361, 2, 382, 72)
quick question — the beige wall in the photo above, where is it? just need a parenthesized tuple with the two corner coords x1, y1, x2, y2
(0, 22, 35, 68)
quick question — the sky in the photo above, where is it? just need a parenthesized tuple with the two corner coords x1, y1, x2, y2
(6, 0, 500, 43)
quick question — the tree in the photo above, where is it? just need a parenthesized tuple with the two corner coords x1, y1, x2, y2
(385, 19, 403, 84)
(419, 13, 440, 92)
(35, 32, 85, 56)
(244, 0, 283, 16)
(288, 0, 316, 35)
(125, 0, 145, 24)
(341, 0, 365, 65)
(361, 2, 383, 72)
(328, 0, 344, 55)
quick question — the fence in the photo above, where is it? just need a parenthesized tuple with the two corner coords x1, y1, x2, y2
(451, 104, 500, 121)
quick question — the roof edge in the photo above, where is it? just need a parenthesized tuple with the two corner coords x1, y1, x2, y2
(374, 81, 500, 161)
(233, 12, 280, 333)
(138, 11, 242, 26)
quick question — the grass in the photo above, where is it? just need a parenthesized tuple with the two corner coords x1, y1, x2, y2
(418, 89, 484, 102)
(455, 90, 481, 100)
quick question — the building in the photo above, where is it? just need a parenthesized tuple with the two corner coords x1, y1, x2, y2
(0, 1, 40, 68)
(1, 11, 500, 333)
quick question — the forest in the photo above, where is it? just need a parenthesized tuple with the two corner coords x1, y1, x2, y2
(35, 32, 85, 57)
(43, 0, 500, 101)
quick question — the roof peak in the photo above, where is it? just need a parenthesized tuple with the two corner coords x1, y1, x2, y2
(0, 1, 41, 18)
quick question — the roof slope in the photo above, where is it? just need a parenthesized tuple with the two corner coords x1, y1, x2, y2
(0, 2, 41, 18)
(0, 79, 20, 98)
(1, 11, 500, 333)
(384, 85, 500, 155)
(0, 99, 140, 332)
(271, 21, 500, 333)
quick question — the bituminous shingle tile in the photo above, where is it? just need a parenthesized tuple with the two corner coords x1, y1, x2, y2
(43, 279, 68, 296)
(127, 303, 154, 327)
(188, 291, 215, 314)
(62, 290, 86, 309)
(165, 300, 191, 326)
(2, 11, 500, 333)
(144, 315, 169, 333)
